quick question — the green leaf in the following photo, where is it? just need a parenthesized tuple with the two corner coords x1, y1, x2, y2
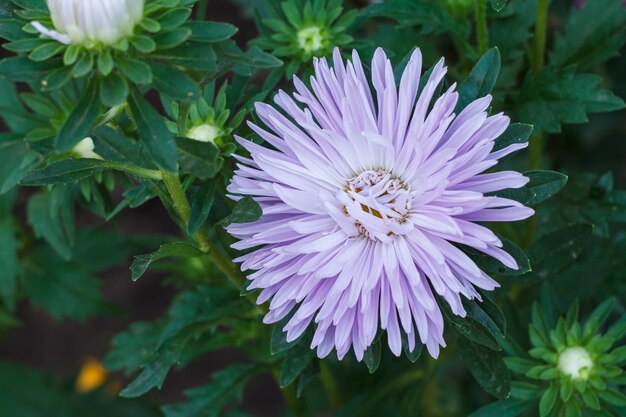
(176, 137, 223, 180)
(460, 339, 511, 399)
(218, 196, 262, 227)
(440, 298, 501, 350)
(0, 217, 18, 311)
(525, 170, 568, 206)
(26, 192, 72, 260)
(149, 43, 217, 71)
(363, 340, 381, 374)
(56, 80, 100, 151)
(20, 159, 161, 186)
(104, 321, 166, 376)
(149, 62, 200, 103)
(514, 68, 625, 133)
(493, 123, 533, 154)
(0, 56, 62, 82)
(468, 398, 530, 417)
(117, 58, 153, 85)
(185, 21, 238, 42)
(455, 47, 501, 112)
(214, 41, 282, 76)
(161, 364, 256, 417)
(539, 384, 558, 416)
(526, 224, 593, 281)
(120, 286, 249, 398)
(466, 238, 531, 276)
(100, 72, 129, 107)
(127, 86, 178, 172)
(91, 126, 154, 168)
(550, 0, 626, 71)
(188, 182, 216, 234)
(130, 242, 204, 281)
(22, 244, 118, 320)
(279, 340, 316, 387)
(489, 0, 508, 12)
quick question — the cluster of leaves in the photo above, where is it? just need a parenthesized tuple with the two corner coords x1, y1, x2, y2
(0, 0, 625, 416)
(252, 0, 357, 77)
(499, 296, 626, 417)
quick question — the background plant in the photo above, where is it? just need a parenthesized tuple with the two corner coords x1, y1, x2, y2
(0, 0, 625, 416)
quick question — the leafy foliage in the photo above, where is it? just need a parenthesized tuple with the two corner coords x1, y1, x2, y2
(0, 0, 625, 416)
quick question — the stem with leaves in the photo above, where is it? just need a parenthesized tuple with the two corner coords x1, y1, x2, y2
(475, 0, 489, 55)
(160, 170, 251, 293)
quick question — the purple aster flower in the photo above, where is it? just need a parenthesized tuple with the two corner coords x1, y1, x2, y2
(227, 48, 534, 361)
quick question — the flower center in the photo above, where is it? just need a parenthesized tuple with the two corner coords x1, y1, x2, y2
(297, 26, 324, 54)
(558, 346, 593, 380)
(338, 170, 413, 242)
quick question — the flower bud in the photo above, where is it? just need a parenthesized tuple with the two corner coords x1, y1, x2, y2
(33, 0, 144, 47)
(72, 138, 103, 160)
(558, 346, 593, 380)
(187, 124, 222, 143)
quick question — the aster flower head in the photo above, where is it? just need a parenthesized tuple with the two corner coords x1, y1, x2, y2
(227, 48, 534, 361)
(505, 299, 626, 416)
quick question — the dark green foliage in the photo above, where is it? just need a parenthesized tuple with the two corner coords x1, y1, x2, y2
(514, 68, 624, 133)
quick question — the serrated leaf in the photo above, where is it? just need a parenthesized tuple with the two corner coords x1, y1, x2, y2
(550, 0, 626, 71)
(26, 192, 72, 260)
(460, 339, 511, 399)
(219, 196, 262, 227)
(161, 364, 256, 417)
(131, 242, 205, 281)
(515, 68, 625, 133)
(120, 286, 249, 398)
(22, 244, 118, 320)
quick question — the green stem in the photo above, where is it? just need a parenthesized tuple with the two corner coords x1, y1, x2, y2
(532, 0, 549, 73)
(319, 362, 342, 410)
(475, 0, 489, 55)
(528, 132, 544, 170)
(160, 170, 262, 309)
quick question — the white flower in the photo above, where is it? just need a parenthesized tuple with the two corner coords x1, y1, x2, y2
(558, 346, 593, 380)
(72, 138, 102, 160)
(33, 0, 144, 47)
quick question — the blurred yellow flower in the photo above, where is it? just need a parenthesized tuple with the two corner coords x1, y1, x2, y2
(75, 357, 108, 393)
